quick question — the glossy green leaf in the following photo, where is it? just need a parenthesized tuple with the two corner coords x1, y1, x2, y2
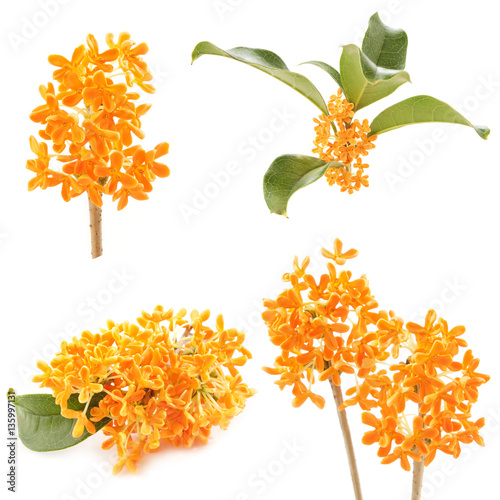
(263, 155, 343, 216)
(192, 42, 328, 115)
(340, 44, 410, 111)
(15, 392, 110, 452)
(300, 60, 344, 93)
(362, 12, 408, 71)
(368, 95, 490, 139)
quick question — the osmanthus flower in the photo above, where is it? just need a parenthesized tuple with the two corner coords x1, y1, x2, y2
(32, 306, 255, 474)
(312, 89, 377, 194)
(262, 238, 490, 499)
(192, 13, 489, 217)
(262, 239, 384, 499)
(262, 238, 383, 410)
(355, 310, 491, 472)
(26, 33, 170, 257)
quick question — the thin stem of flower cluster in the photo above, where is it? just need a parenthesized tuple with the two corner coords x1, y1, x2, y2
(411, 399, 425, 500)
(88, 191, 103, 259)
(326, 362, 363, 500)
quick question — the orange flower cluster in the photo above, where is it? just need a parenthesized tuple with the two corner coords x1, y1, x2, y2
(27, 33, 169, 210)
(33, 306, 255, 474)
(262, 239, 376, 409)
(313, 89, 377, 194)
(262, 239, 489, 471)
(363, 310, 490, 470)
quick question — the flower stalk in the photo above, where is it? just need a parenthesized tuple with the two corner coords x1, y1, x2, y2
(327, 367, 363, 500)
(411, 455, 425, 500)
(88, 193, 102, 259)
(411, 400, 425, 500)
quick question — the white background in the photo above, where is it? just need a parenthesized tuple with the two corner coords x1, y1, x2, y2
(1, 0, 499, 499)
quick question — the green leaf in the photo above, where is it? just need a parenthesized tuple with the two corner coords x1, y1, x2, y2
(368, 95, 490, 139)
(15, 392, 110, 452)
(340, 44, 410, 111)
(362, 12, 408, 70)
(192, 42, 328, 115)
(300, 60, 344, 93)
(263, 155, 343, 216)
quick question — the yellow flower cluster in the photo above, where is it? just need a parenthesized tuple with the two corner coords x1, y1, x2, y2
(27, 33, 169, 210)
(313, 90, 377, 193)
(33, 306, 255, 474)
(262, 239, 489, 470)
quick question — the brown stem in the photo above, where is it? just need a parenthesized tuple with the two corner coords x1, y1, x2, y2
(88, 193, 103, 259)
(411, 400, 425, 500)
(327, 371, 363, 500)
(411, 456, 425, 500)
(181, 325, 193, 340)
